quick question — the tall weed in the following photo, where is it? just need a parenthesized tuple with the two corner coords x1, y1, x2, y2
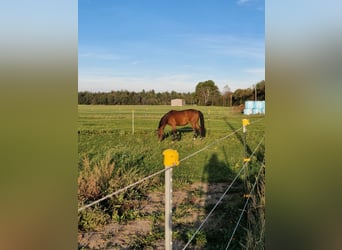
(242, 165, 265, 249)
(78, 153, 154, 231)
(78, 154, 114, 202)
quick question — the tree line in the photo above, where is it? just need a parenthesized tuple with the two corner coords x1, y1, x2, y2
(78, 80, 265, 106)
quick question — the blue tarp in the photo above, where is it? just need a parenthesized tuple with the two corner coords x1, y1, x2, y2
(243, 101, 265, 115)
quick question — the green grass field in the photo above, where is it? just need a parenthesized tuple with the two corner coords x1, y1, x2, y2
(78, 105, 264, 183)
(78, 105, 265, 249)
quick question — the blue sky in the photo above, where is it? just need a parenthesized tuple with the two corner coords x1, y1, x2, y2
(78, 0, 264, 93)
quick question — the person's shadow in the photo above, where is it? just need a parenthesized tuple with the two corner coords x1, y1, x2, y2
(198, 150, 245, 249)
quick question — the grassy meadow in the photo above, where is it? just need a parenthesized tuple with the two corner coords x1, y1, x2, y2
(78, 105, 265, 249)
(78, 105, 264, 183)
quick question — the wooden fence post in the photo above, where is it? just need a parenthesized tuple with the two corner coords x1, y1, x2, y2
(163, 149, 179, 250)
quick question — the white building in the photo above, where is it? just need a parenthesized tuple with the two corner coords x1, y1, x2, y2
(171, 99, 185, 106)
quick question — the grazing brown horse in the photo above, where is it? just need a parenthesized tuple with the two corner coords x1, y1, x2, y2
(157, 109, 206, 141)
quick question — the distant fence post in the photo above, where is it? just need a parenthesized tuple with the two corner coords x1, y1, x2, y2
(163, 149, 179, 250)
(242, 119, 250, 161)
(242, 119, 250, 192)
(132, 110, 134, 135)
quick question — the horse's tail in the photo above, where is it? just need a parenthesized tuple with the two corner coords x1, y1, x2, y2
(198, 111, 206, 137)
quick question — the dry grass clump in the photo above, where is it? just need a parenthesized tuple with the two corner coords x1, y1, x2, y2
(78, 153, 152, 231)
(78, 154, 115, 202)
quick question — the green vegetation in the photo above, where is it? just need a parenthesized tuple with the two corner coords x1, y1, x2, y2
(78, 105, 265, 249)
(78, 80, 265, 106)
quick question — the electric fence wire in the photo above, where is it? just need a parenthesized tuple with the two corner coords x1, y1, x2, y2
(225, 163, 265, 250)
(180, 117, 263, 163)
(77, 118, 264, 212)
(182, 135, 265, 249)
(78, 167, 168, 212)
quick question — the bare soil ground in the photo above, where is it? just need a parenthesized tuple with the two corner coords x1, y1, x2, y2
(78, 182, 242, 249)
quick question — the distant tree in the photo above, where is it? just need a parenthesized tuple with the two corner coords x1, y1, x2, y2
(98, 93, 108, 104)
(145, 90, 158, 105)
(232, 81, 265, 105)
(78, 91, 93, 104)
(195, 80, 220, 105)
(233, 88, 251, 105)
(77, 80, 264, 106)
(256, 80, 265, 100)
(222, 85, 234, 107)
(106, 92, 115, 105)
(116, 90, 130, 104)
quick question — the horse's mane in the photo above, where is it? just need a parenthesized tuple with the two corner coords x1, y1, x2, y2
(158, 111, 170, 129)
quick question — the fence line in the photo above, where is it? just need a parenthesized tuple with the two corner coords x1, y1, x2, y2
(78, 118, 264, 213)
(180, 129, 241, 162)
(180, 118, 263, 163)
(183, 135, 265, 249)
(225, 163, 265, 250)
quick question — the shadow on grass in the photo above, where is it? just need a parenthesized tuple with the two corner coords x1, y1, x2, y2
(175, 149, 246, 249)
(161, 126, 197, 141)
(202, 152, 245, 249)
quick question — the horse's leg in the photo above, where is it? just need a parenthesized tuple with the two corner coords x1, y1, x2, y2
(196, 123, 201, 139)
(192, 122, 199, 140)
(171, 125, 178, 141)
(176, 130, 181, 141)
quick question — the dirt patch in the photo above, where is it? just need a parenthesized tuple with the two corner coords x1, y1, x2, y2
(78, 181, 243, 249)
(79, 219, 152, 249)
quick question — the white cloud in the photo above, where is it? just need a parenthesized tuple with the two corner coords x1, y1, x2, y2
(243, 68, 265, 75)
(191, 34, 264, 60)
(237, 0, 250, 5)
(78, 73, 199, 93)
(79, 52, 122, 61)
(236, 0, 264, 12)
(215, 77, 263, 92)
